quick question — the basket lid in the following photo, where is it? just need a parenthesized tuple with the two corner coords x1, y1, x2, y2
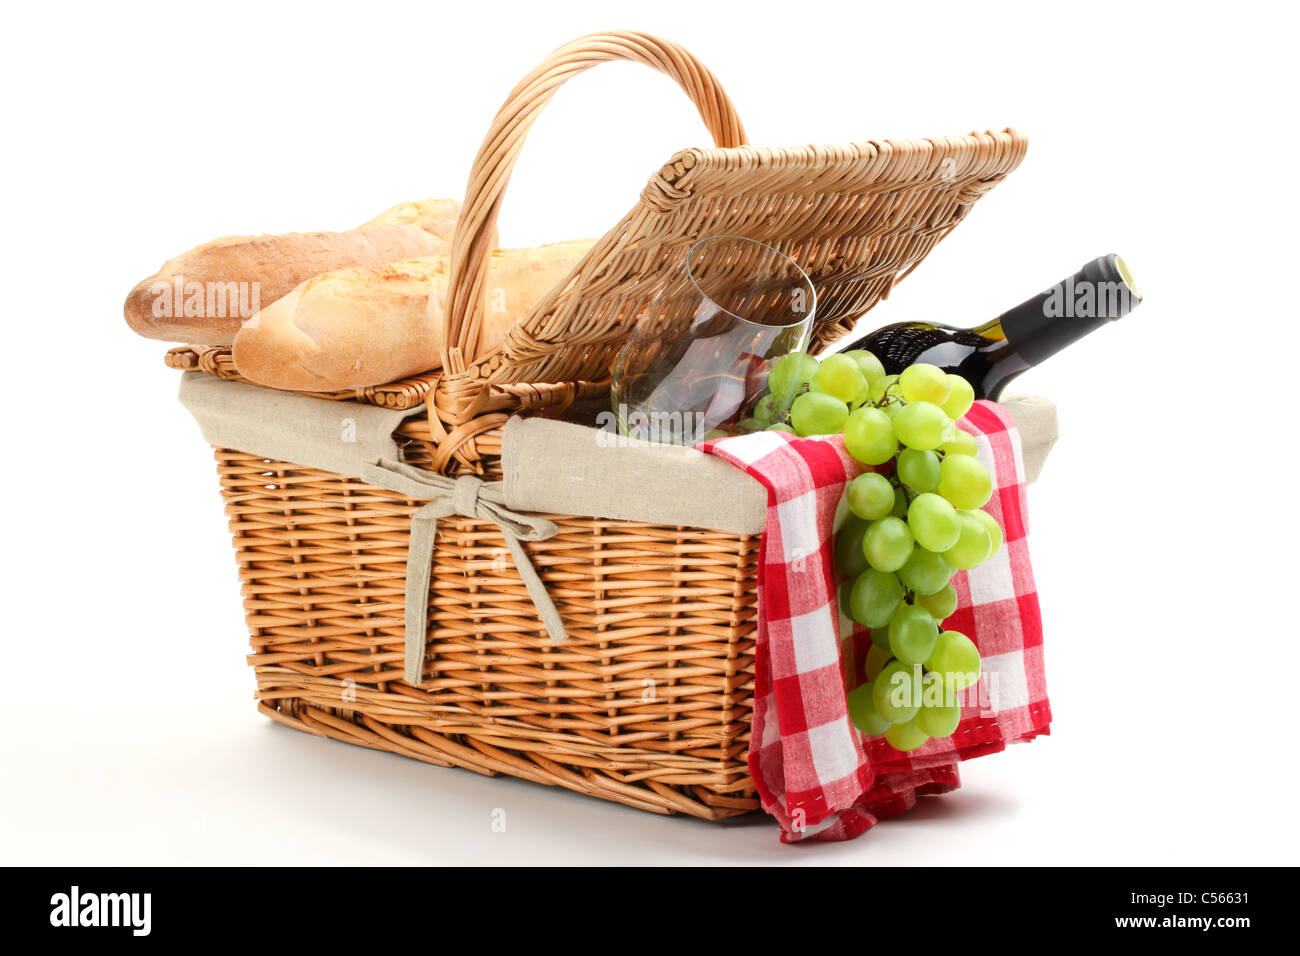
(474, 129, 1029, 389)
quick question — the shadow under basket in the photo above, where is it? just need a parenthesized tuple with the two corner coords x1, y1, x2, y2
(220, 446, 762, 818)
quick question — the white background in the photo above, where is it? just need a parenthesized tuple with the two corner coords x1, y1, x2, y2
(2, 0, 1295, 865)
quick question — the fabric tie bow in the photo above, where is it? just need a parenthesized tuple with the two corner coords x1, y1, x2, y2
(359, 458, 566, 685)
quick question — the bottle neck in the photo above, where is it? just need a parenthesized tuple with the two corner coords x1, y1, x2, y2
(997, 255, 1141, 367)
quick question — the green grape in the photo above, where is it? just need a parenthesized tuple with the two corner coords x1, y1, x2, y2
(884, 715, 930, 752)
(864, 644, 892, 681)
(838, 579, 854, 618)
(848, 569, 904, 628)
(735, 417, 763, 432)
(944, 511, 993, 570)
(892, 401, 950, 450)
(915, 581, 958, 621)
(888, 603, 939, 665)
(896, 447, 941, 493)
(926, 630, 982, 690)
(968, 508, 1003, 558)
(898, 363, 951, 405)
(767, 422, 795, 433)
(915, 700, 961, 738)
(907, 492, 961, 552)
(890, 486, 909, 517)
(847, 681, 891, 736)
(814, 353, 870, 404)
(870, 626, 892, 649)
(863, 517, 915, 573)
(868, 373, 899, 403)
(938, 454, 993, 510)
(702, 428, 729, 440)
(873, 661, 922, 723)
(940, 429, 980, 457)
(842, 407, 897, 465)
(768, 352, 819, 405)
(833, 516, 870, 578)
(898, 548, 952, 595)
(753, 394, 776, 424)
(940, 374, 975, 421)
(845, 350, 887, 388)
(790, 391, 849, 436)
(847, 472, 896, 520)
(921, 670, 949, 708)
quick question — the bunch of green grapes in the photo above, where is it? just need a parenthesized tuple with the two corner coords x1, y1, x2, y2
(763, 350, 1003, 752)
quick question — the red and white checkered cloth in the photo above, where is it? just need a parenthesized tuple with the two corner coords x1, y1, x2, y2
(699, 400, 1051, 842)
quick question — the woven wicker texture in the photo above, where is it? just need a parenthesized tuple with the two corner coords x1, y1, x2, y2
(168, 34, 1025, 434)
(164, 345, 610, 420)
(449, 133, 1027, 396)
(439, 32, 1025, 392)
(165, 345, 439, 410)
(431, 31, 1024, 471)
(179, 31, 1026, 818)
(219, 446, 760, 817)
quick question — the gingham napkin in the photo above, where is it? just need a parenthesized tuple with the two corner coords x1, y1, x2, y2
(699, 400, 1051, 842)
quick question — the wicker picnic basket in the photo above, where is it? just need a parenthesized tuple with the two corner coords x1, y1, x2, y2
(169, 31, 1027, 819)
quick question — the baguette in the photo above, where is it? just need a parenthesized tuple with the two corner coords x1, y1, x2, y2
(231, 239, 592, 391)
(124, 199, 461, 346)
(363, 197, 463, 240)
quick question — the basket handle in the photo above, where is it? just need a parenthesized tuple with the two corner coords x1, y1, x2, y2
(443, 31, 749, 367)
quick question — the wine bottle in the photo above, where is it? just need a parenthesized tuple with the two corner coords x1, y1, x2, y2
(847, 254, 1142, 400)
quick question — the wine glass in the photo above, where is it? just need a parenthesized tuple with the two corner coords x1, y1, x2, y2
(610, 235, 815, 445)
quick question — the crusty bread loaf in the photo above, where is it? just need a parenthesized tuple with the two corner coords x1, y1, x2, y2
(124, 199, 461, 346)
(231, 239, 592, 391)
(363, 198, 462, 242)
